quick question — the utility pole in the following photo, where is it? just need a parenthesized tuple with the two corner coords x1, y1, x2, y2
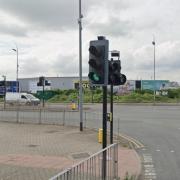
(78, 0, 83, 131)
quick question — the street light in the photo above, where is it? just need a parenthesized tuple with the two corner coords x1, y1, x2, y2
(78, 0, 83, 131)
(152, 36, 156, 104)
(12, 46, 19, 92)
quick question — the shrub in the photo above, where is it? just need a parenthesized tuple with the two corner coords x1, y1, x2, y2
(168, 89, 180, 98)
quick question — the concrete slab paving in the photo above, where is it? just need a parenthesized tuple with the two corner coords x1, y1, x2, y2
(0, 122, 141, 179)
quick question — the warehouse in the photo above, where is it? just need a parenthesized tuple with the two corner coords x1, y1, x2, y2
(18, 77, 176, 94)
(19, 76, 88, 93)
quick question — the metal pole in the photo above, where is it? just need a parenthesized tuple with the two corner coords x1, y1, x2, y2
(152, 37, 156, 104)
(78, 0, 83, 131)
(2, 75, 6, 109)
(43, 77, 45, 108)
(12, 46, 19, 92)
(16, 47, 19, 92)
(110, 84, 113, 144)
(110, 57, 114, 144)
(102, 86, 107, 180)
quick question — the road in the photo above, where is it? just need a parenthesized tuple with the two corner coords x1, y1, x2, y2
(0, 104, 180, 179)
(87, 104, 180, 180)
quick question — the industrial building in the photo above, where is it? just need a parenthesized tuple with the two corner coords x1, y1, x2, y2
(0, 76, 178, 94)
(19, 76, 89, 93)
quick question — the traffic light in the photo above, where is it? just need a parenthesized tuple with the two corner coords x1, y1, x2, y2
(45, 80, 51, 86)
(0, 81, 5, 86)
(108, 60, 126, 85)
(88, 37, 109, 86)
(37, 76, 44, 86)
(119, 74, 127, 85)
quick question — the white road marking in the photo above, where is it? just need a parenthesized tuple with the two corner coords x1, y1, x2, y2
(143, 154, 157, 179)
(170, 150, 175, 153)
(156, 149, 160, 152)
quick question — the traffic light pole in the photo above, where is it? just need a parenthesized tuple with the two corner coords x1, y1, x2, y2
(102, 85, 107, 180)
(110, 83, 113, 144)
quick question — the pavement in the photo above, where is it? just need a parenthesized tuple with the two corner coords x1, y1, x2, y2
(0, 121, 141, 180)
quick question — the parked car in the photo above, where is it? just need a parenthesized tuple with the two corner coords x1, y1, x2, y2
(5, 92, 40, 105)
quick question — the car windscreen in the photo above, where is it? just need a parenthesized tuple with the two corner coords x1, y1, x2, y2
(25, 94, 37, 100)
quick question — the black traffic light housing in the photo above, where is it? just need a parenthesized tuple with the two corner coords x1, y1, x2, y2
(88, 37, 109, 86)
(0, 81, 5, 86)
(45, 80, 51, 86)
(108, 60, 126, 85)
(37, 76, 44, 86)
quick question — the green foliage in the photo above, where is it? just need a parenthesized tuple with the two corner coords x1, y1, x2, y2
(39, 88, 180, 103)
(124, 172, 136, 180)
(36, 90, 59, 100)
(135, 89, 154, 95)
(0, 97, 3, 102)
(167, 89, 180, 98)
(63, 89, 77, 96)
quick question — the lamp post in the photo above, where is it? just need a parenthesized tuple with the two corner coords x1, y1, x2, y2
(12, 46, 19, 92)
(152, 36, 156, 104)
(78, 0, 83, 131)
(2, 75, 6, 109)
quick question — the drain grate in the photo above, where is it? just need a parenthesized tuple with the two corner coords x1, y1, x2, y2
(27, 144, 39, 148)
(71, 152, 90, 159)
(45, 130, 59, 134)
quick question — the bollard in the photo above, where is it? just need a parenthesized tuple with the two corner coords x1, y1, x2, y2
(71, 102, 76, 110)
(98, 128, 103, 143)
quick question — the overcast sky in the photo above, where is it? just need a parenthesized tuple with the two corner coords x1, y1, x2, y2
(0, 0, 179, 81)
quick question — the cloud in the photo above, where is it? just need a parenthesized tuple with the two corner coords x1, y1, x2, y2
(0, 0, 78, 31)
(157, 41, 180, 70)
(51, 54, 79, 76)
(0, 22, 28, 37)
(20, 57, 50, 77)
(122, 40, 180, 80)
(0, 0, 180, 82)
(87, 16, 132, 37)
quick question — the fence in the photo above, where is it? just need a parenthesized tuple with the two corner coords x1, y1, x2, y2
(0, 106, 122, 180)
(0, 107, 121, 137)
(49, 143, 118, 180)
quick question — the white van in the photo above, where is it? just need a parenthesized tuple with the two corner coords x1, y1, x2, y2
(5, 92, 40, 105)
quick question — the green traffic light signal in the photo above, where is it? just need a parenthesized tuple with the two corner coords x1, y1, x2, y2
(88, 72, 101, 82)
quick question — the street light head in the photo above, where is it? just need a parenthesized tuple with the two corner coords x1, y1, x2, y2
(12, 48, 17, 52)
(152, 41, 155, 45)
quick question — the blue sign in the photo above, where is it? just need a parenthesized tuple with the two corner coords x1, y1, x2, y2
(142, 80, 169, 91)
(0, 81, 18, 95)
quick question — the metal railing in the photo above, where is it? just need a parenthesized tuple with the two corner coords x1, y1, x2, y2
(49, 143, 118, 180)
(0, 107, 122, 138)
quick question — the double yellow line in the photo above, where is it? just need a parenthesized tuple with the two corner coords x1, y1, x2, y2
(119, 133, 144, 149)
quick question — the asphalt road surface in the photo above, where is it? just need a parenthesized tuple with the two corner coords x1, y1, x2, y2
(0, 104, 180, 180)
(87, 104, 180, 180)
